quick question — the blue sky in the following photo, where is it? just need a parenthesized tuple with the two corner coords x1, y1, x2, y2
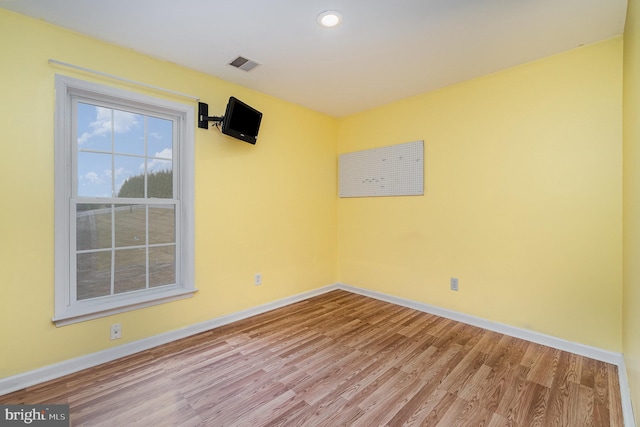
(76, 103, 173, 198)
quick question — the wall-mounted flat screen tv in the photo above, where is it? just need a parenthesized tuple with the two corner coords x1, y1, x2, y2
(221, 97, 263, 145)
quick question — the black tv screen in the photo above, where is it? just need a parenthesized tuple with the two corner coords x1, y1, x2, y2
(221, 97, 263, 144)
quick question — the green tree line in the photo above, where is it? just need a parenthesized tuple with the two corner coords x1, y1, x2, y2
(118, 169, 173, 198)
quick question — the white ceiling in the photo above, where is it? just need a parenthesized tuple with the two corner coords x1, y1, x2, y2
(1, 0, 628, 117)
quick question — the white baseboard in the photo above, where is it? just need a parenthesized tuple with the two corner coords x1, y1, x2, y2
(336, 283, 636, 427)
(1, 282, 635, 427)
(0, 283, 339, 397)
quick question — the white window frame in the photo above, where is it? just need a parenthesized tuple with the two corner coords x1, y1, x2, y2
(53, 75, 195, 326)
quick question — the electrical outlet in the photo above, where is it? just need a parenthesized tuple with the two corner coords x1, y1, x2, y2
(254, 273, 262, 286)
(450, 277, 459, 291)
(110, 323, 122, 340)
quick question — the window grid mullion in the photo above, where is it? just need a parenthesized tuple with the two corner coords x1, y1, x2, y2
(144, 116, 150, 290)
(146, 205, 150, 290)
(110, 204, 115, 297)
(110, 109, 115, 198)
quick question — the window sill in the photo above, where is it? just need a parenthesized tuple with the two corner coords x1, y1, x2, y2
(52, 288, 197, 327)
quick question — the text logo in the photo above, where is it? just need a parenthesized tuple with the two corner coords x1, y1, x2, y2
(1, 405, 69, 426)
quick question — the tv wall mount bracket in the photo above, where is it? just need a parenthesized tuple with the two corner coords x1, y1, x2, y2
(198, 102, 223, 129)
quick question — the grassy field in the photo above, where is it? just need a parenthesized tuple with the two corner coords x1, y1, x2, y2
(76, 204, 176, 300)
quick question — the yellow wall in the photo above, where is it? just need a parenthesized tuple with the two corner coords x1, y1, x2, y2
(337, 38, 624, 351)
(0, 9, 337, 378)
(624, 0, 640, 417)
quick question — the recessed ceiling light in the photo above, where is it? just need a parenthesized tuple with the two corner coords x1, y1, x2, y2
(317, 10, 343, 28)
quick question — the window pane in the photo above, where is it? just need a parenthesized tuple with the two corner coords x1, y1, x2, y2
(77, 152, 112, 197)
(77, 103, 112, 152)
(114, 204, 146, 247)
(77, 204, 112, 251)
(148, 117, 173, 159)
(114, 248, 146, 294)
(115, 155, 145, 198)
(149, 205, 175, 244)
(148, 162, 173, 198)
(113, 110, 144, 155)
(149, 245, 175, 287)
(77, 251, 112, 300)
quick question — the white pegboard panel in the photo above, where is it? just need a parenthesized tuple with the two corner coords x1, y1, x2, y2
(339, 140, 424, 198)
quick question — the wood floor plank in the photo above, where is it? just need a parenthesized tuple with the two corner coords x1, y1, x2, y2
(528, 347, 562, 388)
(494, 364, 533, 423)
(0, 290, 624, 426)
(420, 391, 459, 426)
(349, 370, 425, 426)
(439, 348, 488, 395)
(522, 381, 552, 426)
(487, 411, 512, 427)
(291, 350, 363, 406)
(437, 395, 494, 427)
(579, 383, 596, 427)
(542, 350, 572, 425)
(458, 363, 495, 402)
(608, 364, 625, 426)
(482, 338, 530, 414)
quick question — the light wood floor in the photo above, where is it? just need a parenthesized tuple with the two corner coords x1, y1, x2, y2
(1, 290, 624, 426)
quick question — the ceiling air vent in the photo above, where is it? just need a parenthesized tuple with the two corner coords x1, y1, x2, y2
(228, 56, 260, 72)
